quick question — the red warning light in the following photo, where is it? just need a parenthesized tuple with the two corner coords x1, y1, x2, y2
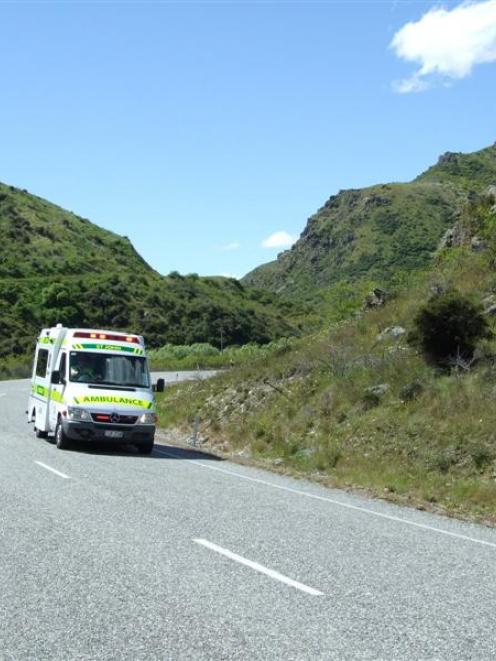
(73, 331, 141, 344)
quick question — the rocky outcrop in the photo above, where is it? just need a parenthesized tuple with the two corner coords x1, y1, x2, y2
(438, 152, 459, 165)
(438, 223, 466, 250)
(483, 294, 496, 316)
(484, 185, 496, 213)
(377, 326, 406, 341)
(471, 236, 486, 252)
(365, 288, 387, 308)
(484, 185, 496, 201)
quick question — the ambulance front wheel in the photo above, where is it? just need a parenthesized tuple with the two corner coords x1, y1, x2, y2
(138, 441, 154, 455)
(55, 419, 71, 450)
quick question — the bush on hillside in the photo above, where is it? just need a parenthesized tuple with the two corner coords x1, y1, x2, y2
(408, 289, 492, 366)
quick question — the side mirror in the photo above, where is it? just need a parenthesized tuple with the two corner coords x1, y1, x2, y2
(51, 370, 65, 385)
(155, 378, 165, 393)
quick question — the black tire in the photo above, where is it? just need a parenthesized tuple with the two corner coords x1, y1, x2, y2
(55, 419, 71, 450)
(138, 441, 154, 455)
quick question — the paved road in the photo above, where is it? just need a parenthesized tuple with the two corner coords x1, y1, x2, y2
(150, 370, 220, 385)
(2, 376, 496, 660)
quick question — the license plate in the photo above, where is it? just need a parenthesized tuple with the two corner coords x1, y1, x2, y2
(104, 430, 124, 439)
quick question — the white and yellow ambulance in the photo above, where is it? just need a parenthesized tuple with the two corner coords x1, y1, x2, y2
(27, 325, 156, 453)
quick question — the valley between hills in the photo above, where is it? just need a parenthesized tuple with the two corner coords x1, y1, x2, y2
(3, 143, 496, 521)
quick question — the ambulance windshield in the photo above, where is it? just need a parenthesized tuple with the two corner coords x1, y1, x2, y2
(69, 352, 150, 387)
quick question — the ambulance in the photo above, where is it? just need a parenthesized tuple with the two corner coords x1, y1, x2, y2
(27, 325, 156, 453)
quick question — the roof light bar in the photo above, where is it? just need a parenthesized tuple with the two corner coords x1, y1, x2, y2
(73, 331, 141, 344)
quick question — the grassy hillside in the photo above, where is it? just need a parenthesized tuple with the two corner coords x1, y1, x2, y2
(0, 183, 152, 279)
(156, 192, 496, 524)
(243, 144, 496, 298)
(0, 183, 307, 373)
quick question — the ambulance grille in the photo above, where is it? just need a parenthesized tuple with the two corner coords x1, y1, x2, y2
(91, 413, 139, 424)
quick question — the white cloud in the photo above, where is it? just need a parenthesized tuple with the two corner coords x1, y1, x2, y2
(261, 231, 297, 249)
(391, 0, 496, 92)
(219, 241, 240, 252)
(393, 75, 431, 94)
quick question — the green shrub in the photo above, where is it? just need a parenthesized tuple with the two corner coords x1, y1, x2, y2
(399, 380, 424, 402)
(408, 289, 491, 365)
(470, 444, 494, 470)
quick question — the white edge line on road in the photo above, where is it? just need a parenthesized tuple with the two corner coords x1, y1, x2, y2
(154, 448, 496, 550)
(35, 461, 70, 480)
(193, 538, 323, 596)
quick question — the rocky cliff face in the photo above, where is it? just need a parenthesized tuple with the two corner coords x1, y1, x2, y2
(243, 144, 496, 297)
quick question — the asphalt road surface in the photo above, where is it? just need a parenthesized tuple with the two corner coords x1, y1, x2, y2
(2, 376, 496, 660)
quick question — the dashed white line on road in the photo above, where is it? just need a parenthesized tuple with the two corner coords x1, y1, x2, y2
(193, 538, 323, 596)
(35, 461, 70, 479)
(155, 447, 496, 550)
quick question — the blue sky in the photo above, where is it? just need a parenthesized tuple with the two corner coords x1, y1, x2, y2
(1, 1, 495, 278)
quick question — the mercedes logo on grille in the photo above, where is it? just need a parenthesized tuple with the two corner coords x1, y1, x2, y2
(110, 412, 120, 424)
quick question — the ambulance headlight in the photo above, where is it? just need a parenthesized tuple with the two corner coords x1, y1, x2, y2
(138, 412, 157, 424)
(67, 406, 92, 422)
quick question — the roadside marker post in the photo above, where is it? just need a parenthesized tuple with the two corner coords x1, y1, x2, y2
(190, 414, 200, 447)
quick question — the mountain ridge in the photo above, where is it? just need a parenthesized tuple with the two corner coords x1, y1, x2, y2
(243, 144, 496, 296)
